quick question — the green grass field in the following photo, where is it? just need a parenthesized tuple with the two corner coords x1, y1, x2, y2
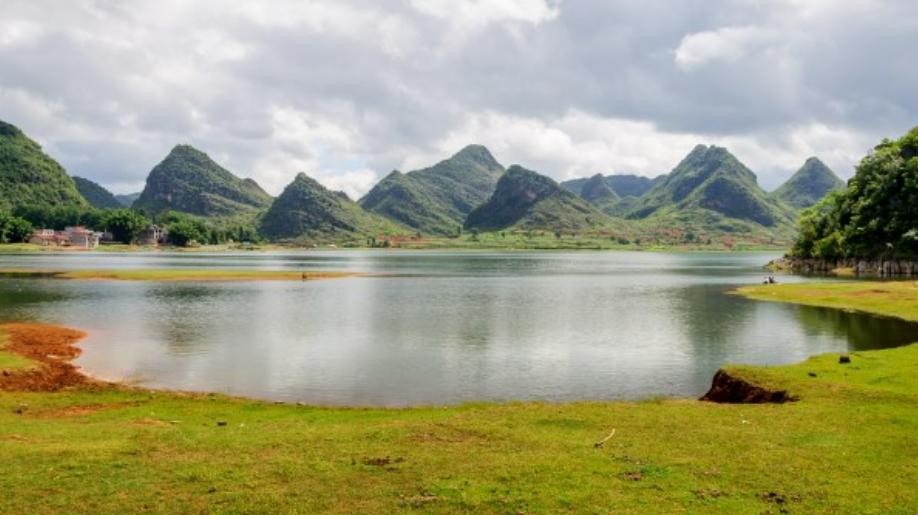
(735, 281, 918, 322)
(1, 282, 916, 513)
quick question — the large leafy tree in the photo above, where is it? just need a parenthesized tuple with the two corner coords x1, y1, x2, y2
(0, 212, 33, 243)
(792, 126, 918, 259)
(104, 209, 150, 244)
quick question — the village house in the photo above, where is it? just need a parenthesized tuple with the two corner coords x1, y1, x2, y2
(28, 226, 102, 249)
(138, 224, 167, 246)
(65, 226, 102, 249)
(28, 229, 65, 246)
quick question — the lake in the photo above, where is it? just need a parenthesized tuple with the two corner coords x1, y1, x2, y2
(1, 250, 915, 405)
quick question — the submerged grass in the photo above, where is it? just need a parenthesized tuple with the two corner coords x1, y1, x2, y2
(734, 280, 918, 322)
(0, 269, 359, 282)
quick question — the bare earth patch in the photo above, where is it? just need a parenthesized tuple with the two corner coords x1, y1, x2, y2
(0, 323, 94, 392)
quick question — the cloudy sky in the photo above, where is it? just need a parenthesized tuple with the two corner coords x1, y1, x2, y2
(2, 0, 916, 197)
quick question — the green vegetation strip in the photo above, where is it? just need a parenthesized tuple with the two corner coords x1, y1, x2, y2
(0, 338, 915, 511)
(0, 269, 359, 282)
(734, 281, 918, 322)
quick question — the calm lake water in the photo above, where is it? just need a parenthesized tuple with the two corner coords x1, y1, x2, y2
(1, 251, 915, 405)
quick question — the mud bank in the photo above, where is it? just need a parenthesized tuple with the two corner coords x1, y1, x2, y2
(0, 323, 95, 391)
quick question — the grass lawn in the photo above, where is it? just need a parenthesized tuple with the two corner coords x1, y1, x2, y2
(734, 280, 918, 322)
(0, 269, 359, 282)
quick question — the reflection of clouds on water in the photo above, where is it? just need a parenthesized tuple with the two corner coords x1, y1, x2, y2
(2, 251, 915, 405)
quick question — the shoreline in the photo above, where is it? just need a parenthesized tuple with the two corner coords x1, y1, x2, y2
(732, 280, 918, 323)
(0, 242, 790, 254)
(2, 289, 917, 512)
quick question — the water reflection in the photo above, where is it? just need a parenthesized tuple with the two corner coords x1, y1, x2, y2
(0, 250, 914, 405)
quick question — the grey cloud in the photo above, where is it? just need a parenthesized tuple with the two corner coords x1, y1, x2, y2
(0, 0, 915, 195)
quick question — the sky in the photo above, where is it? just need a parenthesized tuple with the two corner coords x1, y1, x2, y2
(2, 0, 916, 197)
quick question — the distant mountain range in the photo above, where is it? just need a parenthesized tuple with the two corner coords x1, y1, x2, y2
(562, 174, 664, 199)
(73, 176, 123, 210)
(0, 118, 847, 244)
(115, 192, 141, 208)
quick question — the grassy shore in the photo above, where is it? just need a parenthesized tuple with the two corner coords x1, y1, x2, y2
(734, 280, 918, 322)
(0, 269, 359, 282)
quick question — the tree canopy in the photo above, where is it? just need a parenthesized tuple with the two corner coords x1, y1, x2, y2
(792, 127, 918, 260)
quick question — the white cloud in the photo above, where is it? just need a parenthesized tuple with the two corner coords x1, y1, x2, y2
(674, 26, 779, 70)
(0, 19, 43, 48)
(410, 0, 559, 26)
(436, 110, 874, 189)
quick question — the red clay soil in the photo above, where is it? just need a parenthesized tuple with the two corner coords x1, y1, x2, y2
(0, 323, 94, 391)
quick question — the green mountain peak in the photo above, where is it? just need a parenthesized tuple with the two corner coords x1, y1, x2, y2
(464, 165, 613, 232)
(134, 144, 272, 217)
(359, 145, 505, 235)
(629, 144, 794, 230)
(580, 173, 620, 204)
(259, 172, 405, 241)
(0, 119, 87, 211)
(772, 157, 845, 209)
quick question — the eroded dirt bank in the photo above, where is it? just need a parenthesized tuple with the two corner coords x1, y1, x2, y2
(0, 323, 94, 391)
(700, 369, 797, 403)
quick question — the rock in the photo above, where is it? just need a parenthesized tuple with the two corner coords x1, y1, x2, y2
(700, 369, 797, 403)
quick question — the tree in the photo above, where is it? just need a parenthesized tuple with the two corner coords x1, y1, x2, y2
(167, 221, 205, 247)
(792, 126, 918, 259)
(6, 216, 33, 243)
(0, 212, 33, 243)
(12, 205, 105, 230)
(104, 209, 149, 243)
